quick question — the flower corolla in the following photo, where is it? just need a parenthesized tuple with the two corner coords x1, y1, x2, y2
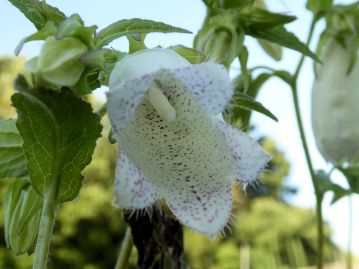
(107, 48, 270, 237)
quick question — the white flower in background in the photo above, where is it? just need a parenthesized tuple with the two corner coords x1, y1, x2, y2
(312, 38, 359, 165)
(107, 48, 270, 237)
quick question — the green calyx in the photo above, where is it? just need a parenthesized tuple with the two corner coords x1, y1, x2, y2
(26, 36, 88, 87)
(195, 10, 239, 67)
(316, 4, 359, 75)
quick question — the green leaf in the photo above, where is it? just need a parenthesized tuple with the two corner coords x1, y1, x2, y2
(272, 70, 292, 85)
(245, 72, 271, 97)
(330, 184, 351, 204)
(307, 0, 333, 15)
(317, 169, 333, 194)
(4, 180, 41, 255)
(221, 0, 254, 9)
(167, 45, 206, 64)
(232, 92, 278, 122)
(0, 120, 27, 179)
(239, 45, 250, 92)
(8, 0, 66, 30)
(12, 77, 102, 202)
(96, 18, 191, 47)
(238, 7, 297, 30)
(257, 39, 283, 61)
(3, 178, 29, 248)
(15, 20, 57, 55)
(100, 49, 127, 86)
(71, 68, 101, 95)
(338, 166, 359, 193)
(316, 169, 351, 204)
(225, 71, 274, 129)
(16, 185, 42, 235)
(247, 26, 320, 62)
(202, 0, 220, 9)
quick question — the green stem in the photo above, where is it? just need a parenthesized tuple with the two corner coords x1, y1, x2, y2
(347, 195, 353, 269)
(96, 103, 107, 117)
(290, 17, 324, 269)
(114, 227, 133, 269)
(32, 180, 58, 269)
(127, 34, 147, 54)
(291, 83, 324, 269)
(292, 17, 317, 82)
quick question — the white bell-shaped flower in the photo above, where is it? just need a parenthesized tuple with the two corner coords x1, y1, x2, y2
(107, 48, 270, 237)
(312, 38, 359, 165)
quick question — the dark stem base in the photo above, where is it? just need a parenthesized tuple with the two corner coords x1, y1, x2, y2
(124, 206, 187, 269)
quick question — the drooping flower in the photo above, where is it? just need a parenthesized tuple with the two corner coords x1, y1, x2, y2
(312, 37, 359, 165)
(107, 48, 270, 237)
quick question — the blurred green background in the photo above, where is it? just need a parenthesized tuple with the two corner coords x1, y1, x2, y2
(0, 56, 346, 269)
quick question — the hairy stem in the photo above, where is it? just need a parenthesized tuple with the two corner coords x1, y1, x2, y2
(290, 17, 324, 269)
(32, 180, 58, 269)
(114, 227, 133, 269)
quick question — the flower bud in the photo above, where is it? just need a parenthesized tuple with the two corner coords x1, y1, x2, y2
(3, 180, 42, 255)
(26, 36, 88, 87)
(194, 11, 239, 67)
(311, 37, 359, 165)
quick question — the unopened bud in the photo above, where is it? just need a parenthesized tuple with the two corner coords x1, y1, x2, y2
(26, 36, 88, 87)
(312, 37, 359, 165)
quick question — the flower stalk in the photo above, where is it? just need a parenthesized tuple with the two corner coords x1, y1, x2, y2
(32, 179, 58, 269)
(290, 17, 324, 269)
(114, 227, 133, 269)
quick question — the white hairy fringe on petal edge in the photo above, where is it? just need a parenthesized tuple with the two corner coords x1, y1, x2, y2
(107, 63, 233, 136)
(124, 200, 163, 221)
(113, 149, 159, 209)
(214, 120, 271, 185)
(170, 62, 233, 115)
(165, 183, 233, 238)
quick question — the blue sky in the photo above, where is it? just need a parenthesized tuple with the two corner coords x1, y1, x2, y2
(0, 0, 358, 256)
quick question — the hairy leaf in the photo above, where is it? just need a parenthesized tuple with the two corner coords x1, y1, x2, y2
(12, 78, 102, 202)
(15, 21, 57, 55)
(0, 119, 27, 179)
(8, 0, 66, 30)
(96, 18, 191, 47)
